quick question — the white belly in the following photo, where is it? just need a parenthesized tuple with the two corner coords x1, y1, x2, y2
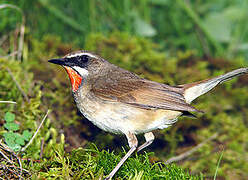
(74, 92, 181, 134)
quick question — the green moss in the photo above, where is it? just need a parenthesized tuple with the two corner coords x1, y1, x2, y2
(1, 31, 248, 179)
(32, 144, 202, 179)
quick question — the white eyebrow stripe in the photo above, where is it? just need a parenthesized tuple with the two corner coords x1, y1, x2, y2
(66, 52, 97, 59)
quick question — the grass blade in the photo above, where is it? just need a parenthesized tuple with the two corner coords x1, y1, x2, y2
(214, 150, 224, 180)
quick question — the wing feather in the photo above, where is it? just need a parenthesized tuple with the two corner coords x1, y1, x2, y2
(92, 76, 200, 112)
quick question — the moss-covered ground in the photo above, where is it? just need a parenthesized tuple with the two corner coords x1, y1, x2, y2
(1, 32, 248, 179)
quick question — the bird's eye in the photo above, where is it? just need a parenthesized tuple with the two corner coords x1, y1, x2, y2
(79, 55, 89, 63)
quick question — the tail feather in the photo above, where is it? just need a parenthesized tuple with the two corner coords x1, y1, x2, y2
(183, 68, 248, 103)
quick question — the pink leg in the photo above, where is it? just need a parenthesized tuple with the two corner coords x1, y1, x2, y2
(137, 132, 154, 152)
(105, 132, 138, 180)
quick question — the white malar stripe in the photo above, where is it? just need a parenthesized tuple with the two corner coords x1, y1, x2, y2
(72, 66, 89, 77)
(67, 52, 97, 59)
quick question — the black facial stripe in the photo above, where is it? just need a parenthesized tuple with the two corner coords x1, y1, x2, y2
(60, 54, 91, 69)
(63, 58, 79, 66)
(79, 55, 89, 63)
(64, 55, 89, 68)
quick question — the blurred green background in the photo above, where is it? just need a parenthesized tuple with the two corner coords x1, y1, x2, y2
(0, 0, 248, 179)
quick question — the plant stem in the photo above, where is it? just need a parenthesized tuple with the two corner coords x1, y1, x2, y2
(214, 150, 224, 180)
(21, 110, 50, 152)
(176, 0, 223, 56)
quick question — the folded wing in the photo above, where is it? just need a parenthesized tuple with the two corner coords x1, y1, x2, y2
(92, 75, 200, 112)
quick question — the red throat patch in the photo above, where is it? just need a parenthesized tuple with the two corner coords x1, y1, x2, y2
(64, 67, 82, 92)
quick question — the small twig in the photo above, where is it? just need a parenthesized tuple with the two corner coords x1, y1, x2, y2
(0, 148, 14, 164)
(195, 26, 211, 58)
(165, 133, 218, 164)
(0, 101, 17, 104)
(40, 138, 44, 159)
(4, 166, 19, 177)
(0, 51, 19, 58)
(0, 34, 8, 46)
(17, 19, 25, 60)
(176, 0, 223, 55)
(0, 141, 14, 153)
(17, 156, 22, 177)
(6, 165, 29, 173)
(20, 158, 40, 163)
(21, 110, 50, 152)
(1, 168, 9, 180)
(0, 4, 25, 60)
(6, 67, 29, 102)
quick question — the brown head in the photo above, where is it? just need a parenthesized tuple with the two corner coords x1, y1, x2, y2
(48, 50, 109, 92)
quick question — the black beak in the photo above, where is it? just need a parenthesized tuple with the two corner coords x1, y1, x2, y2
(48, 58, 67, 66)
(49, 57, 79, 67)
(48, 58, 77, 67)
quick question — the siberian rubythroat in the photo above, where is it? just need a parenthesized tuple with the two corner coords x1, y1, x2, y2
(49, 51, 248, 179)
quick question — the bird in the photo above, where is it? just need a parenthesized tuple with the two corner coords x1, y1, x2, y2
(48, 50, 248, 179)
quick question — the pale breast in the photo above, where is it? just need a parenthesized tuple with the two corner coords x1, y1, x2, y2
(74, 90, 182, 134)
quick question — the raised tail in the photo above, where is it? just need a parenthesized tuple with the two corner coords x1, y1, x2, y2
(182, 68, 248, 104)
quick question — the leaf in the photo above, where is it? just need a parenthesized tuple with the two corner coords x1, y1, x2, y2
(9, 144, 21, 152)
(4, 112, 15, 122)
(3, 132, 15, 141)
(203, 12, 232, 43)
(15, 134, 25, 146)
(4, 136, 16, 148)
(4, 132, 24, 150)
(237, 43, 248, 51)
(134, 15, 157, 37)
(22, 130, 32, 141)
(4, 122, 20, 131)
(223, 7, 246, 21)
